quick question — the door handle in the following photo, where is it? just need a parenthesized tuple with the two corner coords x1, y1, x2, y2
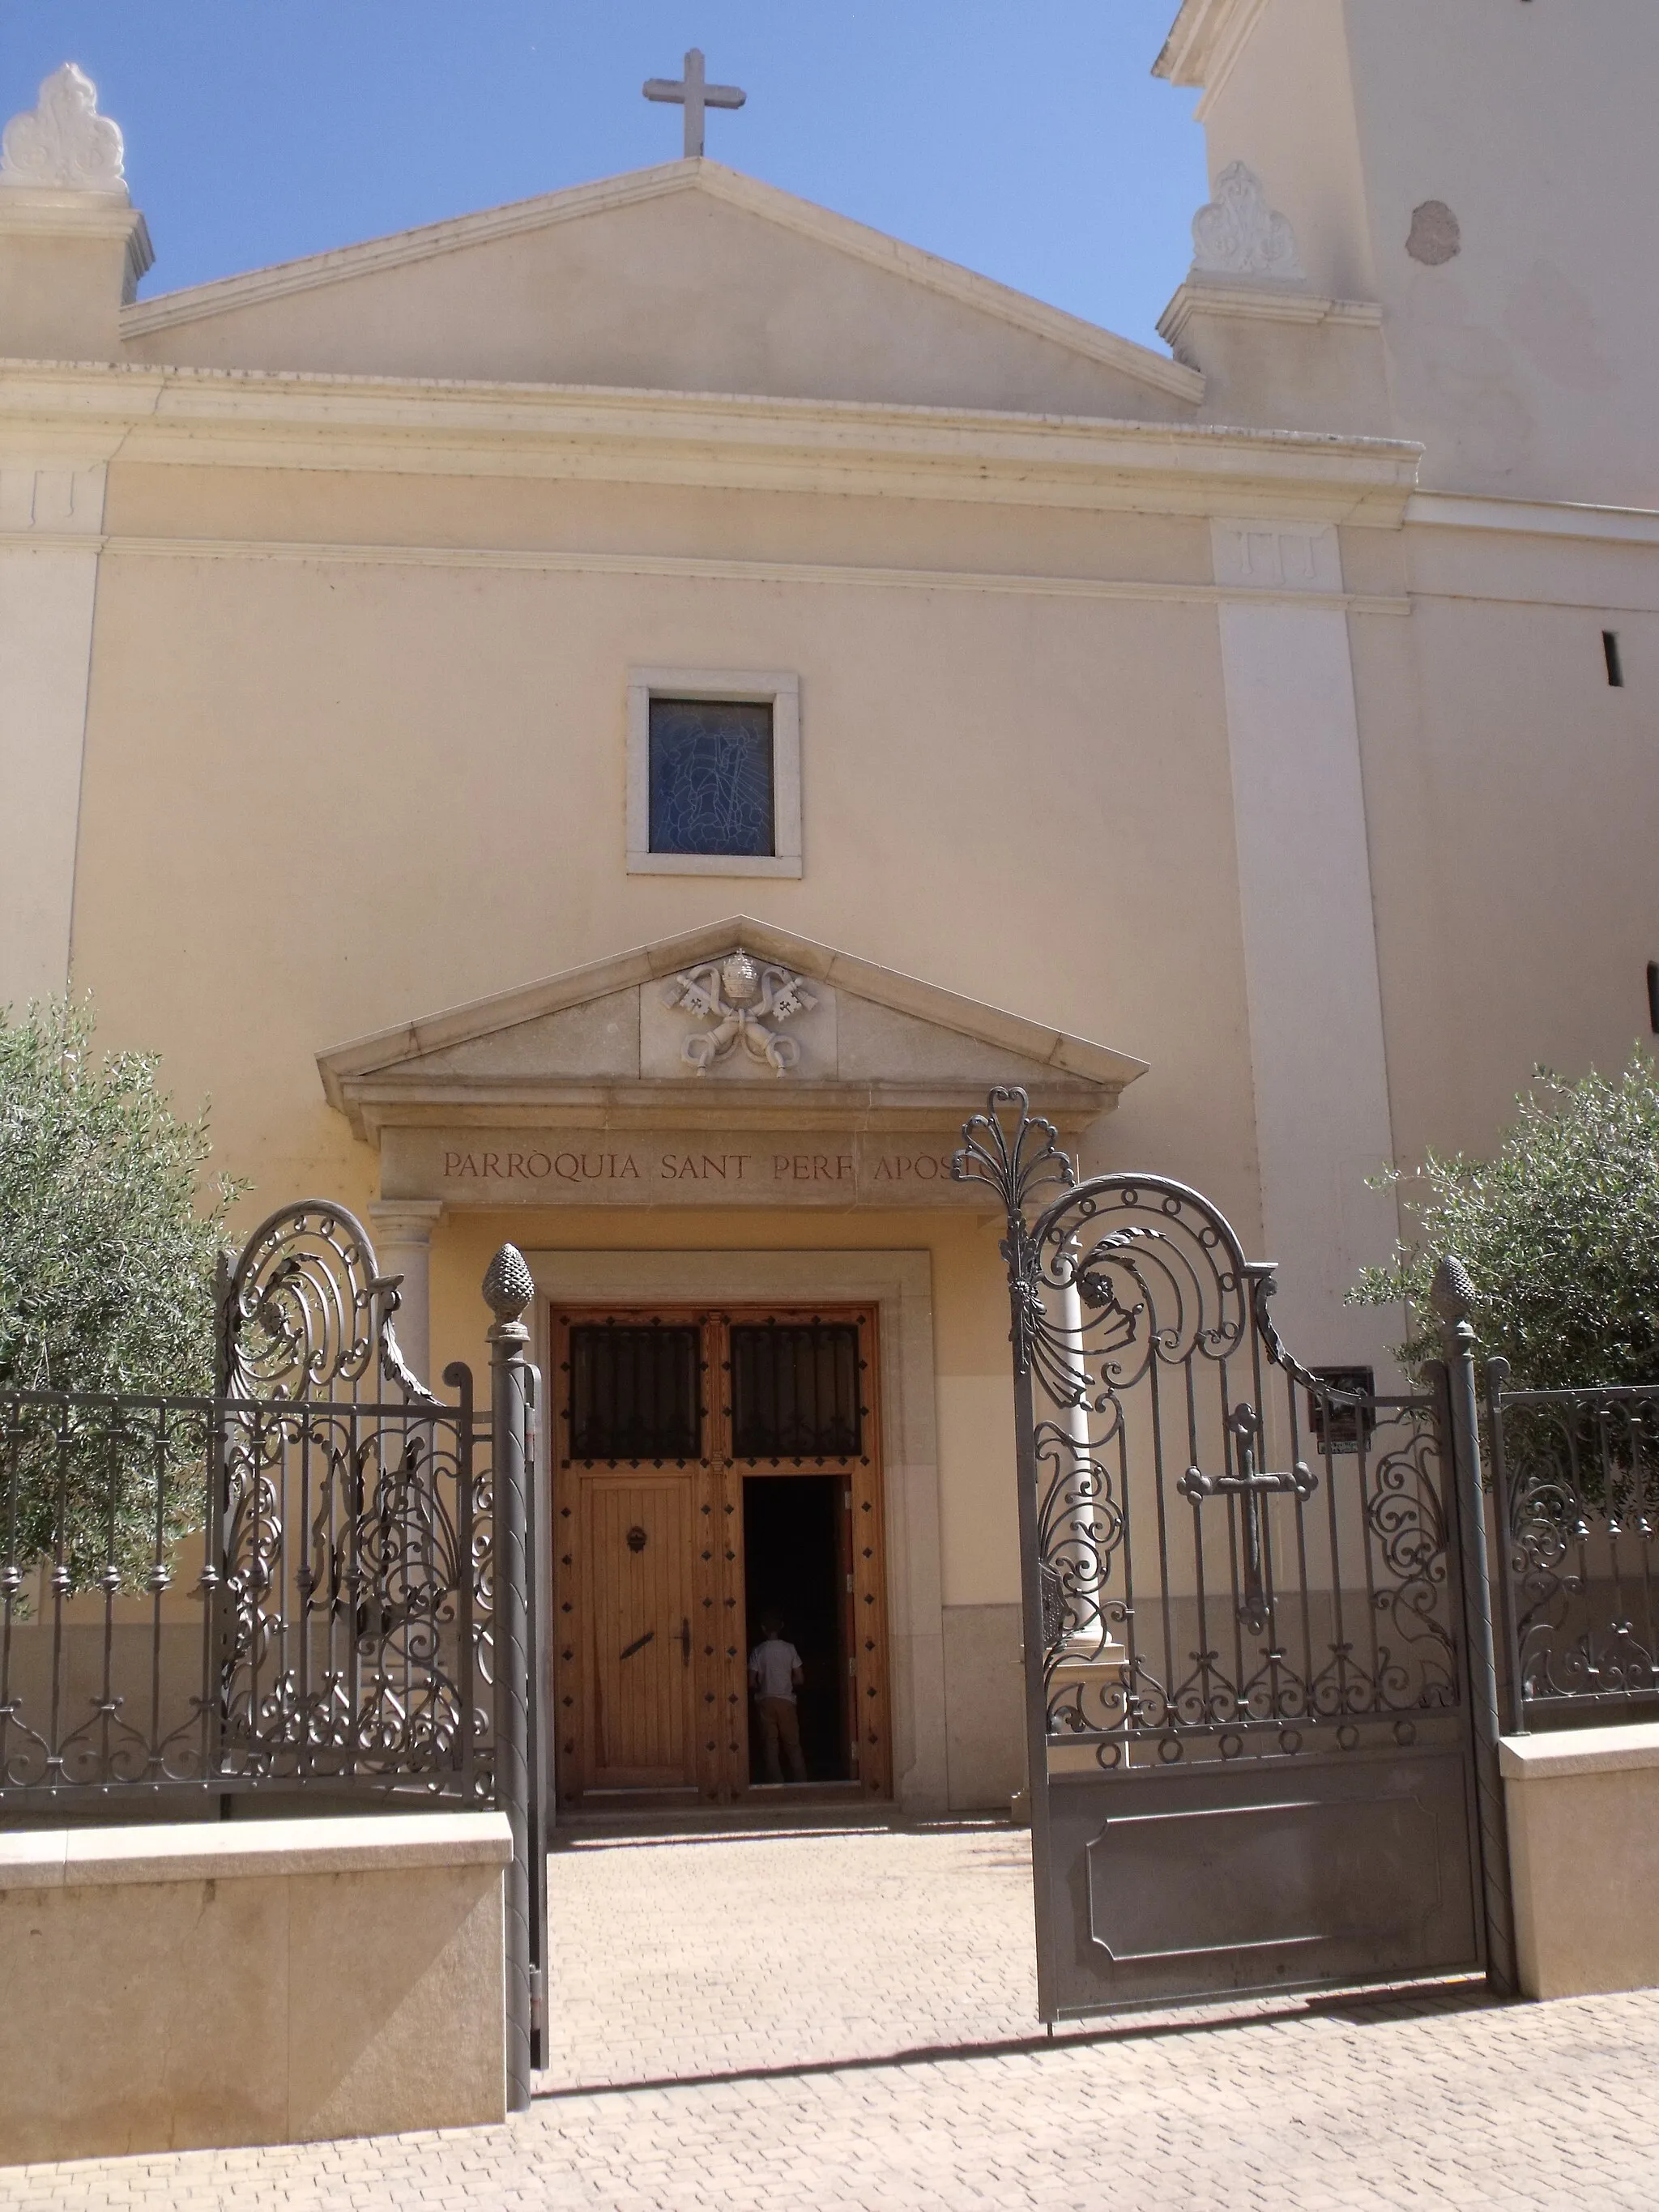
(680, 1617, 692, 1666)
(619, 1628, 655, 1661)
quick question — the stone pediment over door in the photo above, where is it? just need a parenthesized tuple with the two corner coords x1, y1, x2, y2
(318, 918, 1147, 1212)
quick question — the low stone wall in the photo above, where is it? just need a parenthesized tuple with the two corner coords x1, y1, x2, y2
(0, 1809, 511, 2163)
(1501, 1723, 1659, 2000)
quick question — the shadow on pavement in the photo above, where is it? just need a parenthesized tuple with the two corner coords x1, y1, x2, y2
(535, 1975, 1505, 2102)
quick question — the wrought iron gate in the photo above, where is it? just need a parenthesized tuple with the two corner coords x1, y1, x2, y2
(957, 1092, 1511, 2023)
(213, 1203, 491, 1795)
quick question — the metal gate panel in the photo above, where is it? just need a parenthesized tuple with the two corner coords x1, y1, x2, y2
(1044, 1748, 1478, 2018)
(956, 1091, 1495, 2024)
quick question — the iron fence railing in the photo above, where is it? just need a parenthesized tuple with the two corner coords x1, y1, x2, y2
(0, 1196, 505, 1812)
(1486, 1368, 1659, 1731)
(0, 1380, 493, 1806)
(0, 1196, 546, 2108)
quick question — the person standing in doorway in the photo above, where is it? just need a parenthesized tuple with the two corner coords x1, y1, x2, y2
(748, 1613, 808, 1784)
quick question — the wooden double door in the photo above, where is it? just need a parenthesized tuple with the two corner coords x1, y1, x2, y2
(551, 1306, 891, 1805)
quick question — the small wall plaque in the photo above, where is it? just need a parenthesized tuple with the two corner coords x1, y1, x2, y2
(1307, 1367, 1377, 1455)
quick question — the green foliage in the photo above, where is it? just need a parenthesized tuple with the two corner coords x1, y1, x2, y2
(1349, 1050, 1659, 1391)
(0, 997, 245, 1587)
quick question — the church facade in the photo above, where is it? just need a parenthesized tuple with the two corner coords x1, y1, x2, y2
(2, 0, 1654, 1814)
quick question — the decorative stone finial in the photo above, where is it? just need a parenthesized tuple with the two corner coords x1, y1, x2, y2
(0, 65, 127, 197)
(482, 1243, 535, 1325)
(1430, 1254, 1476, 1328)
(1191, 161, 1303, 282)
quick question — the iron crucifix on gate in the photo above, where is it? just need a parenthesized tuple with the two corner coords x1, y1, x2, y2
(1178, 1403, 1317, 1635)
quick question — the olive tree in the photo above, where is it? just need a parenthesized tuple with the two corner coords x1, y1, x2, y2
(0, 997, 244, 1585)
(1349, 1050, 1659, 1391)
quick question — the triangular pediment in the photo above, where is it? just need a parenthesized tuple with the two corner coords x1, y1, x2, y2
(318, 916, 1146, 1141)
(122, 161, 1201, 420)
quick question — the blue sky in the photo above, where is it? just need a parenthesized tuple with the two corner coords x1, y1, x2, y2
(2, 2, 1207, 352)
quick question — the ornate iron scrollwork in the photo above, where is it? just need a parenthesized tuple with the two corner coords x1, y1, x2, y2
(963, 1087, 1461, 1770)
(954, 1088, 1077, 1378)
(0, 1202, 497, 1811)
(1491, 1371, 1659, 1715)
(212, 1204, 489, 1791)
(220, 1199, 433, 1404)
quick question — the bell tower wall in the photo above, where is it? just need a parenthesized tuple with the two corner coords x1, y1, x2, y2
(1160, 0, 1659, 505)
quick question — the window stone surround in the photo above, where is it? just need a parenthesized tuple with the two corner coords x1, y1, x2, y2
(625, 666, 803, 878)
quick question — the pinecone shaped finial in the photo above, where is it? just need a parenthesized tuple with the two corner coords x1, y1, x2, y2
(1430, 1254, 1475, 1327)
(482, 1243, 535, 1324)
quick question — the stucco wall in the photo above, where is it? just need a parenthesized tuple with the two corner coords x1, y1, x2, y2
(59, 455, 1659, 1707)
(74, 463, 1258, 1225)
(1343, 0, 1659, 506)
(1185, 0, 1659, 505)
(1351, 509, 1659, 1167)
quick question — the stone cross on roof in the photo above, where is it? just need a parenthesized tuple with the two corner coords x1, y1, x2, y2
(642, 48, 746, 160)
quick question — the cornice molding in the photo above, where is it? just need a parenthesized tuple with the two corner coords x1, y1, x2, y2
(1158, 279, 1383, 353)
(337, 1079, 1114, 1141)
(121, 158, 1204, 408)
(0, 359, 1421, 521)
(1404, 490, 1659, 549)
(0, 194, 142, 241)
(0, 194, 153, 297)
(29, 513, 1646, 613)
(1154, 0, 1270, 107)
(79, 531, 1411, 614)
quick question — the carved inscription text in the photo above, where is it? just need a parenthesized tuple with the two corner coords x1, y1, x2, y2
(384, 1130, 972, 1208)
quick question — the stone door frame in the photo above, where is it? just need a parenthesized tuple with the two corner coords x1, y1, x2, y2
(525, 1247, 946, 1815)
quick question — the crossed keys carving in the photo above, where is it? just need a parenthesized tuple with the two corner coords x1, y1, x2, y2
(662, 949, 817, 1076)
(1178, 1403, 1317, 1635)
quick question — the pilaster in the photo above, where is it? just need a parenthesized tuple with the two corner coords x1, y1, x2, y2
(0, 458, 108, 1008)
(369, 1200, 445, 1387)
(0, 66, 145, 1012)
(1211, 517, 1401, 1372)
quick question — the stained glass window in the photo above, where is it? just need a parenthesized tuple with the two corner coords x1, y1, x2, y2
(647, 697, 775, 857)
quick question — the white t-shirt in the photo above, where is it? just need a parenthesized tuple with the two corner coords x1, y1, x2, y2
(748, 1638, 802, 1703)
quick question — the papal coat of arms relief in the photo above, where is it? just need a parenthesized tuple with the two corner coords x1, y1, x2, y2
(660, 949, 817, 1076)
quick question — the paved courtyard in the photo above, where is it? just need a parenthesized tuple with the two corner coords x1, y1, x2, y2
(7, 1818, 1659, 2210)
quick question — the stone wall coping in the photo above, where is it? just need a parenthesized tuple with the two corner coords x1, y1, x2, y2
(0, 1809, 513, 1891)
(1499, 1724, 1659, 1780)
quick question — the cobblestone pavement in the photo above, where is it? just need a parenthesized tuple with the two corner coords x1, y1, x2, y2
(9, 1819, 1659, 2210)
